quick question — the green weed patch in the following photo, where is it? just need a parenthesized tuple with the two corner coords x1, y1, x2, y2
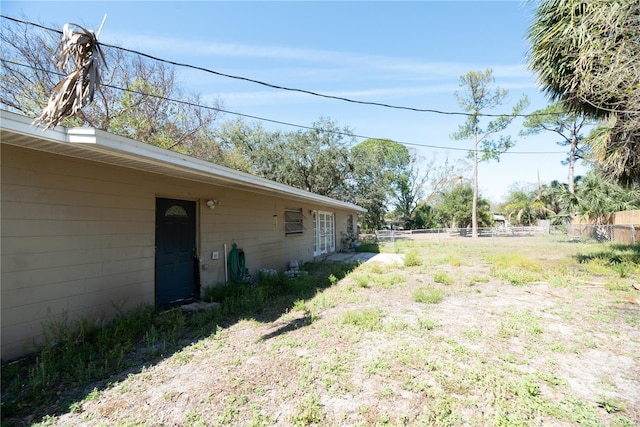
(413, 286, 445, 304)
(1, 261, 355, 423)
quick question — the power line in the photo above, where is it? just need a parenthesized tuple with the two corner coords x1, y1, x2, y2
(2, 59, 567, 155)
(9, 13, 638, 124)
(2, 14, 552, 119)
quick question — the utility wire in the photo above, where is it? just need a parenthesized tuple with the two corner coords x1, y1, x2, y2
(2, 14, 563, 119)
(2, 59, 566, 155)
(7, 14, 638, 119)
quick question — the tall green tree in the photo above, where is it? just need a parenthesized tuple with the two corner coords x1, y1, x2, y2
(351, 138, 410, 231)
(278, 118, 355, 198)
(436, 184, 493, 229)
(393, 156, 467, 229)
(520, 102, 591, 194)
(393, 154, 426, 229)
(451, 69, 529, 238)
(527, 0, 640, 184)
(410, 202, 439, 229)
(210, 118, 282, 173)
(214, 117, 355, 199)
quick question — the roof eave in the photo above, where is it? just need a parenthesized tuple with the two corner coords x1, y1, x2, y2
(0, 110, 366, 213)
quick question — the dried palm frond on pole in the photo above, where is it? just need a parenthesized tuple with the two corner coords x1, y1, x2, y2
(34, 16, 107, 129)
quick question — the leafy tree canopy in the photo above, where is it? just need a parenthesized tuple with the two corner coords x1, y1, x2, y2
(393, 156, 468, 230)
(350, 138, 410, 231)
(277, 118, 355, 198)
(408, 202, 439, 230)
(436, 184, 493, 229)
(213, 117, 355, 199)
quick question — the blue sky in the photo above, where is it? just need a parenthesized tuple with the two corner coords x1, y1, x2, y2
(4, 1, 585, 202)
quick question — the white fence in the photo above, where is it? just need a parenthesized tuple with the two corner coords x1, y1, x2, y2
(374, 224, 639, 245)
(375, 226, 547, 243)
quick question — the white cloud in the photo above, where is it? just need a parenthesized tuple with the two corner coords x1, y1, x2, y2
(207, 82, 465, 108)
(105, 31, 532, 83)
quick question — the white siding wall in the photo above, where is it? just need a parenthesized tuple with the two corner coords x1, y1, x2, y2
(1, 145, 356, 360)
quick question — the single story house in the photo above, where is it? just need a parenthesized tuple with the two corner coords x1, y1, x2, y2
(1, 110, 365, 361)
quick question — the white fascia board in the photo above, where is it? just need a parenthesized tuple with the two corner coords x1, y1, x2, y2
(67, 127, 365, 212)
(1, 110, 68, 143)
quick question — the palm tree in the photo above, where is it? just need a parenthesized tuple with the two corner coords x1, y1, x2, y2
(527, 0, 640, 184)
(501, 190, 551, 226)
(586, 120, 640, 188)
(539, 180, 576, 226)
(34, 23, 106, 129)
(573, 173, 640, 225)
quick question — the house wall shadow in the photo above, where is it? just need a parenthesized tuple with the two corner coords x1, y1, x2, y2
(1, 258, 363, 424)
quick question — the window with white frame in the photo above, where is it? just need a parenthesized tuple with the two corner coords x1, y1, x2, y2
(285, 208, 305, 235)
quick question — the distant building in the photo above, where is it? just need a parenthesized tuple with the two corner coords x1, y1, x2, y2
(493, 213, 509, 229)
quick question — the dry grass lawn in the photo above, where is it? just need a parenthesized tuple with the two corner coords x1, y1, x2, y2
(7, 236, 640, 426)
